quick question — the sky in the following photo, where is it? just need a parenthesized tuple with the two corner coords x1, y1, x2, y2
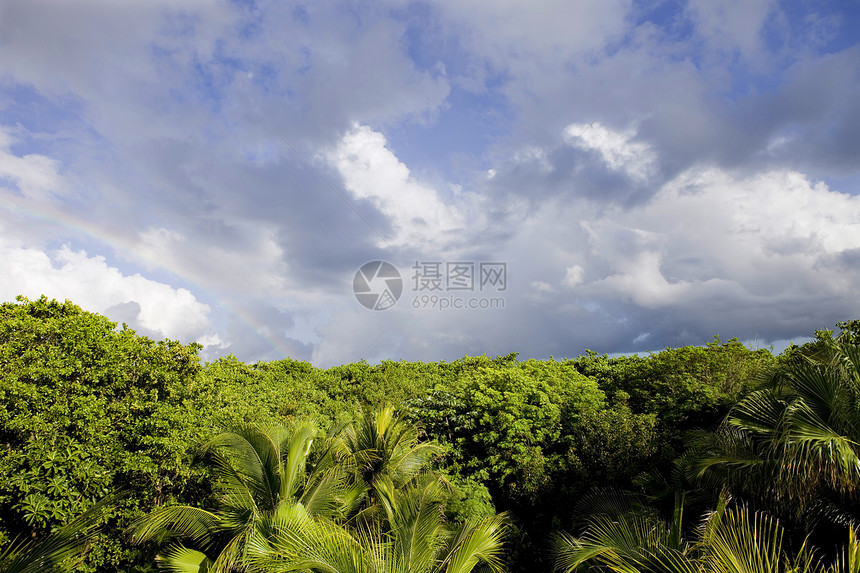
(1, 0, 860, 367)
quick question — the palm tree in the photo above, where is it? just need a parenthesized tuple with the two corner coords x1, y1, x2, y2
(690, 334, 860, 523)
(127, 421, 355, 572)
(0, 495, 116, 573)
(552, 495, 859, 573)
(128, 408, 506, 573)
(244, 474, 508, 573)
(552, 487, 689, 573)
(331, 405, 444, 523)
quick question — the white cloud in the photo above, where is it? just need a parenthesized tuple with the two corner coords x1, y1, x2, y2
(588, 251, 693, 307)
(0, 239, 214, 342)
(326, 124, 466, 249)
(562, 265, 585, 288)
(0, 128, 67, 200)
(565, 122, 657, 182)
(196, 333, 228, 350)
(632, 332, 650, 344)
(573, 166, 860, 311)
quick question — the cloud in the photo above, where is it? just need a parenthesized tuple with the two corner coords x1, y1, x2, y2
(135, 225, 288, 296)
(686, 0, 776, 64)
(588, 251, 694, 308)
(326, 124, 467, 249)
(562, 265, 585, 288)
(565, 122, 657, 182)
(0, 240, 213, 342)
(548, 165, 860, 349)
(1, 0, 858, 367)
(0, 128, 67, 200)
(435, 0, 630, 66)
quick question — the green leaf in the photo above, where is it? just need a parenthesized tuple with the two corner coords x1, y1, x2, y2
(156, 545, 214, 573)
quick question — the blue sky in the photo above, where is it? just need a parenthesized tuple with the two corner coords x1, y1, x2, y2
(1, 0, 859, 366)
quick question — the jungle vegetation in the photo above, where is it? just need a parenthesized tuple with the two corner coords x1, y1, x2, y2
(1, 295, 858, 572)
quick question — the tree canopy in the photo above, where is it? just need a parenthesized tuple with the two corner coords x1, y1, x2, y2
(4, 295, 856, 573)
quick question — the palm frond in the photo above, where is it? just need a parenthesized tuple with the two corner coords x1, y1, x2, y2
(0, 494, 116, 573)
(828, 527, 860, 573)
(389, 479, 448, 572)
(202, 443, 261, 514)
(246, 502, 367, 573)
(780, 400, 860, 492)
(728, 390, 785, 440)
(572, 487, 640, 526)
(636, 547, 702, 573)
(553, 498, 691, 573)
(155, 545, 214, 573)
(586, 514, 673, 561)
(701, 505, 790, 573)
(203, 426, 284, 512)
(301, 465, 355, 520)
(281, 421, 318, 502)
(552, 530, 617, 573)
(126, 506, 222, 549)
(440, 514, 508, 573)
(208, 529, 252, 573)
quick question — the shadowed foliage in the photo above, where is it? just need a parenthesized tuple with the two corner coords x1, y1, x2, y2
(691, 331, 860, 526)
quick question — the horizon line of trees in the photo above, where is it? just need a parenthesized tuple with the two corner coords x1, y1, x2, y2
(1, 295, 859, 572)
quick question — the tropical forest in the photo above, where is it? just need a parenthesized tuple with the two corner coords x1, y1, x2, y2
(2, 295, 860, 573)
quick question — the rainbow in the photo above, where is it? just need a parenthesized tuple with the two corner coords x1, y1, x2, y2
(1, 197, 293, 358)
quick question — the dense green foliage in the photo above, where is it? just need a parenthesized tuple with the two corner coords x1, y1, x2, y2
(0, 296, 210, 570)
(571, 338, 774, 444)
(127, 408, 508, 573)
(0, 495, 118, 573)
(3, 295, 857, 572)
